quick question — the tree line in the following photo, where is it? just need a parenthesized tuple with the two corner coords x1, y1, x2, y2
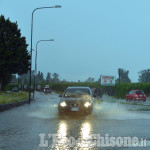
(115, 68, 150, 83)
(85, 68, 150, 83)
(8, 68, 150, 86)
(17, 71, 62, 84)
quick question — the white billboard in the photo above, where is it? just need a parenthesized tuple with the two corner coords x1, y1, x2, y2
(100, 75, 116, 86)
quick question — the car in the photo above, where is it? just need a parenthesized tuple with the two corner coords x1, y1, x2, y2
(126, 90, 146, 102)
(36, 85, 41, 92)
(58, 86, 95, 115)
(30, 85, 34, 92)
(23, 85, 28, 91)
(43, 85, 51, 94)
(12, 87, 19, 92)
(93, 88, 103, 98)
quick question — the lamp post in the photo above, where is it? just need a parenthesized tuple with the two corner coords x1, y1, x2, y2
(33, 39, 54, 98)
(29, 5, 61, 104)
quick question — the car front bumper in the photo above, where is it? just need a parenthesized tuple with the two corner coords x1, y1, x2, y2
(58, 105, 92, 113)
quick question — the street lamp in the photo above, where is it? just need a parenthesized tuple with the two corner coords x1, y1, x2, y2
(29, 5, 62, 104)
(33, 39, 54, 98)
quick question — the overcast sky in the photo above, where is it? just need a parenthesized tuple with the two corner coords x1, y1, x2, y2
(1, 0, 150, 82)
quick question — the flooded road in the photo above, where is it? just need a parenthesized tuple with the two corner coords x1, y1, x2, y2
(0, 92, 150, 150)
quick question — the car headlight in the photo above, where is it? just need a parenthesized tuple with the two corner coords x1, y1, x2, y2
(60, 101, 67, 107)
(84, 102, 91, 107)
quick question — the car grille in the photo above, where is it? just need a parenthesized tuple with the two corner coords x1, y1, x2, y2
(70, 103, 80, 107)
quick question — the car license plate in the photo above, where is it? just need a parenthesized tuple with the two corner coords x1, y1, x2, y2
(139, 95, 143, 97)
(71, 107, 79, 111)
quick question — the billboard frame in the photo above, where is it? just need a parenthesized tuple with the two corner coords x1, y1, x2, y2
(100, 75, 116, 86)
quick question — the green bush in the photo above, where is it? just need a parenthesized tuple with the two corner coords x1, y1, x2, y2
(0, 92, 28, 104)
(5, 84, 18, 91)
(50, 82, 101, 93)
(50, 82, 150, 99)
(114, 83, 150, 99)
(5, 82, 150, 99)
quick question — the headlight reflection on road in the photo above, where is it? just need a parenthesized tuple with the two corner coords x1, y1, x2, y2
(81, 122, 91, 140)
(58, 122, 67, 137)
(53, 121, 69, 149)
(52, 121, 95, 149)
(77, 122, 95, 148)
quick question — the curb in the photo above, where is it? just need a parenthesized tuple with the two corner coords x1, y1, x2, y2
(0, 99, 33, 112)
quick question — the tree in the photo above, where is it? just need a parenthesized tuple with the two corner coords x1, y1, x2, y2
(52, 73, 59, 83)
(138, 69, 150, 82)
(0, 15, 30, 90)
(10, 74, 17, 84)
(85, 77, 95, 82)
(36, 71, 45, 84)
(61, 79, 68, 83)
(116, 68, 131, 83)
(18, 70, 35, 84)
(46, 72, 52, 84)
(18, 73, 28, 84)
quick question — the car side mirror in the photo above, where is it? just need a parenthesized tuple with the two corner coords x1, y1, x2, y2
(59, 94, 62, 97)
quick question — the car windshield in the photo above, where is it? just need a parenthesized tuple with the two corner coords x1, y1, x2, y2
(136, 91, 144, 94)
(45, 85, 49, 88)
(64, 89, 90, 98)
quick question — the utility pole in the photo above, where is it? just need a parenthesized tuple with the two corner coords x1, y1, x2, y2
(118, 68, 121, 85)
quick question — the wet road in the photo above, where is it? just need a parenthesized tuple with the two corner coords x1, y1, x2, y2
(0, 92, 150, 150)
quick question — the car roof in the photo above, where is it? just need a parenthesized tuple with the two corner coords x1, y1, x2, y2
(67, 86, 90, 90)
(132, 90, 143, 91)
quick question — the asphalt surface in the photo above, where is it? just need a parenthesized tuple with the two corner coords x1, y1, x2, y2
(0, 92, 150, 150)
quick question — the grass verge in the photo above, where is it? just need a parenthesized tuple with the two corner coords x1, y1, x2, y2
(136, 108, 150, 111)
(55, 91, 63, 95)
(0, 92, 28, 105)
(95, 99, 150, 107)
(128, 108, 150, 111)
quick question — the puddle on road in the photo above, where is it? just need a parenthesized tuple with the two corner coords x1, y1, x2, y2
(28, 100, 150, 120)
(27, 102, 58, 119)
(94, 102, 150, 120)
(146, 140, 150, 147)
(27, 92, 150, 120)
(27, 92, 59, 119)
